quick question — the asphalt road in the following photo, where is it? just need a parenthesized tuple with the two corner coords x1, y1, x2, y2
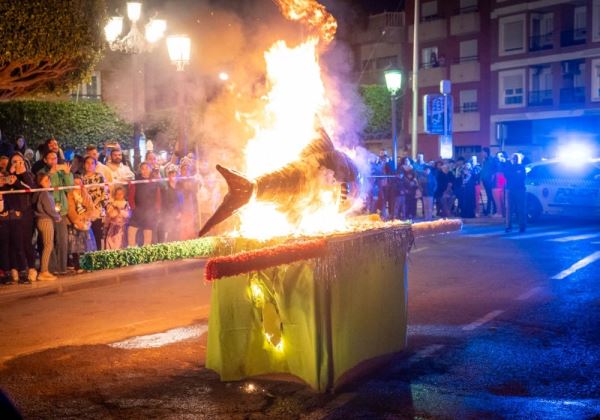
(1, 217, 600, 418)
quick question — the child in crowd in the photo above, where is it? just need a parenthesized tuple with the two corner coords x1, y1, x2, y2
(67, 175, 96, 272)
(34, 173, 61, 281)
(104, 186, 130, 250)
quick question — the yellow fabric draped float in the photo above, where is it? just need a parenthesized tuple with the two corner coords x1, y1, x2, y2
(206, 225, 413, 392)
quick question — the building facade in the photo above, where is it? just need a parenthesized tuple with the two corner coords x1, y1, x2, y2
(490, 0, 600, 161)
(353, 0, 600, 161)
(404, 0, 492, 160)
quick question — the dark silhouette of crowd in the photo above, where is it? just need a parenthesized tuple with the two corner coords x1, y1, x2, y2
(367, 147, 528, 229)
(1, 133, 200, 284)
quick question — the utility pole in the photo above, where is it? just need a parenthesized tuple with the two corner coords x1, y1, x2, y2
(411, 0, 420, 160)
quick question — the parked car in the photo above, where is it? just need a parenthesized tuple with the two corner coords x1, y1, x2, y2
(525, 159, 600, 222)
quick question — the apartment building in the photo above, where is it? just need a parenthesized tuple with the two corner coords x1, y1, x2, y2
(490, 0, 600, 160)
(402, 0, 492, 160)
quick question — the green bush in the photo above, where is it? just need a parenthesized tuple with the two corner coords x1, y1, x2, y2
(359, 84, 394, 139)
(79, 237, 228, 271)
(0, 100, 132, 150)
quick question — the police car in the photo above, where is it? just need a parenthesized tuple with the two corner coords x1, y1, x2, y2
(525, 159, 600, 222)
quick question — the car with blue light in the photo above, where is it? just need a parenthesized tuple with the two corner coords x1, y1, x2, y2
(525, 158, 600, 222)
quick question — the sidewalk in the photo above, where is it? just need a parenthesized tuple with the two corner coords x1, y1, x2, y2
(0, 258, 207, 305)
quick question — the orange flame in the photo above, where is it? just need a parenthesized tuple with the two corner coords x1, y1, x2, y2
(234, 1, 348, 239)
(272, 0, 337, 44)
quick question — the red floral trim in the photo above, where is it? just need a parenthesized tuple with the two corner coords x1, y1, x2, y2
(205, 239, 328, 281)
(411, 219, 462, 237)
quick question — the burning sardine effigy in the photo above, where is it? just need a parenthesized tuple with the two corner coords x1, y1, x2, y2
(198, 128, 360, 237)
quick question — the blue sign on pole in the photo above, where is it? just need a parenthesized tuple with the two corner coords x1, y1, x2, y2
(424, 94, 453, 135)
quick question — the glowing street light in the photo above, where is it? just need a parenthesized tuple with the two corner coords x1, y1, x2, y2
(167, 35, 192, 155)
(384, 68, 404, 171)
(104, 2, 166, 53)
(167, 35, 191, 72)
(104, 1, 167, 167)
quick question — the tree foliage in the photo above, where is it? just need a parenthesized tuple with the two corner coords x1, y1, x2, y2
(359, 84, 392, 139)
(0, 0, 107, 99)
(0, 100, 132, 150)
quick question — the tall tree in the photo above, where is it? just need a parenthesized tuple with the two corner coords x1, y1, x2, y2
(0, 0, 107, 100)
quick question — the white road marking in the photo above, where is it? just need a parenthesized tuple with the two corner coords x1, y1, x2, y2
(507, 230, 572, 240)
(411, 246, 429, 253)
(110, 324, 208, 349)
(516, 287, 542, 301)
(551, 251, 600, 280)
(408, 324, 464, 337)
(461, 310, 504, 331)
(549, 233, 600, 243)
(407, 344, 446, 363)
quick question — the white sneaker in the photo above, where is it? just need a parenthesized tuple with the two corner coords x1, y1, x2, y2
(28, 268, 38, 282)
(38, 272, 57, 281)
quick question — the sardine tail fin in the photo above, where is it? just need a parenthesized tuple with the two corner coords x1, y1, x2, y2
(198, 165, 254, 237)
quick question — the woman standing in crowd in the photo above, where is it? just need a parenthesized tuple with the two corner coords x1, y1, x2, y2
(128, 162, 160, 247)
(105, 186, 130, 249)
(66, 175, 96, 272)
(0, 167, 11, 282)
(82, 156, 108, 251)
(2, 153, 37, 283)
(460, 162, 477, 218)
(34, 173, 61, 281)
(492, 153, 507, 218)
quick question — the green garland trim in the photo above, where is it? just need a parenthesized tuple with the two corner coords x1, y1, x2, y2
(79, 236, 287, 271)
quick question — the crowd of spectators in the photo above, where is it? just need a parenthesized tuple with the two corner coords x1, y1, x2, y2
(367, 147, 528, 228)
(1, 134, 200, 284)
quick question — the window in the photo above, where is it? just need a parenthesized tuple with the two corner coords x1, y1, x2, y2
(594, 0, 600, 42)
(574, 6, 587, 41)
(421, 1, 438, 21)
(460, 89, 478, 112)
(530, 13, 553, 51)
(528, 65, 552, 105)
(422, 46, 439, 68)
(459, 39, 478, 62)
(459, 0, 477, 13)
(591, 58, 600, 101)
(560, 60, 585, 103)
(71, 71, 101, 100)
(499, 14, 526, 55)
(499, 69, 525, 108)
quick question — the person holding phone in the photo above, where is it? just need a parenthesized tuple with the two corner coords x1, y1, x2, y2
(1, 153, 36, 283)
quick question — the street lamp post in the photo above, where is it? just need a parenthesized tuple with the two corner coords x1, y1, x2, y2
(104, 2, 167, 166)
(166, 35, 191, 155)
(384, 69, 403, 171)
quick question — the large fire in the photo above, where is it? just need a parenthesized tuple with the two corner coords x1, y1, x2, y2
(236, 0, 354, 240)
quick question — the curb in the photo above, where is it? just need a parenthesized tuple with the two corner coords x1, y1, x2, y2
(0, 258, 207, 305)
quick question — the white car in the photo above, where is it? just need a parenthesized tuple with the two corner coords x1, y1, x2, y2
(525, 159, 600, 222)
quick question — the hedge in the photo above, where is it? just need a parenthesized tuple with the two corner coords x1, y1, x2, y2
(79, 236, 285, 271)
(0, 100, 132, 150)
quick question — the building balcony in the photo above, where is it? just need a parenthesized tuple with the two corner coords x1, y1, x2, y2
(409, 18, 446, 43)
(454, 111, 480, 132)
(450, 11, 479, 36)
(528, 90, 553, 106)
(450, 59, 480, 83)
(560, 29, 587, 47)
(418, 65, 447, 87)
(560, 87, 585, 104)
(354, 25, 405, 44)
(529, 33, 553, 52)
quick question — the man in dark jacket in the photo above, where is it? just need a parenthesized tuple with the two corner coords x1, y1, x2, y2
(480, 148, 496, 215)
(504, 153, 527, 233)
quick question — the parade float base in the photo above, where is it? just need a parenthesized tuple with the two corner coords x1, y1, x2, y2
(204, 219, 460, 392)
